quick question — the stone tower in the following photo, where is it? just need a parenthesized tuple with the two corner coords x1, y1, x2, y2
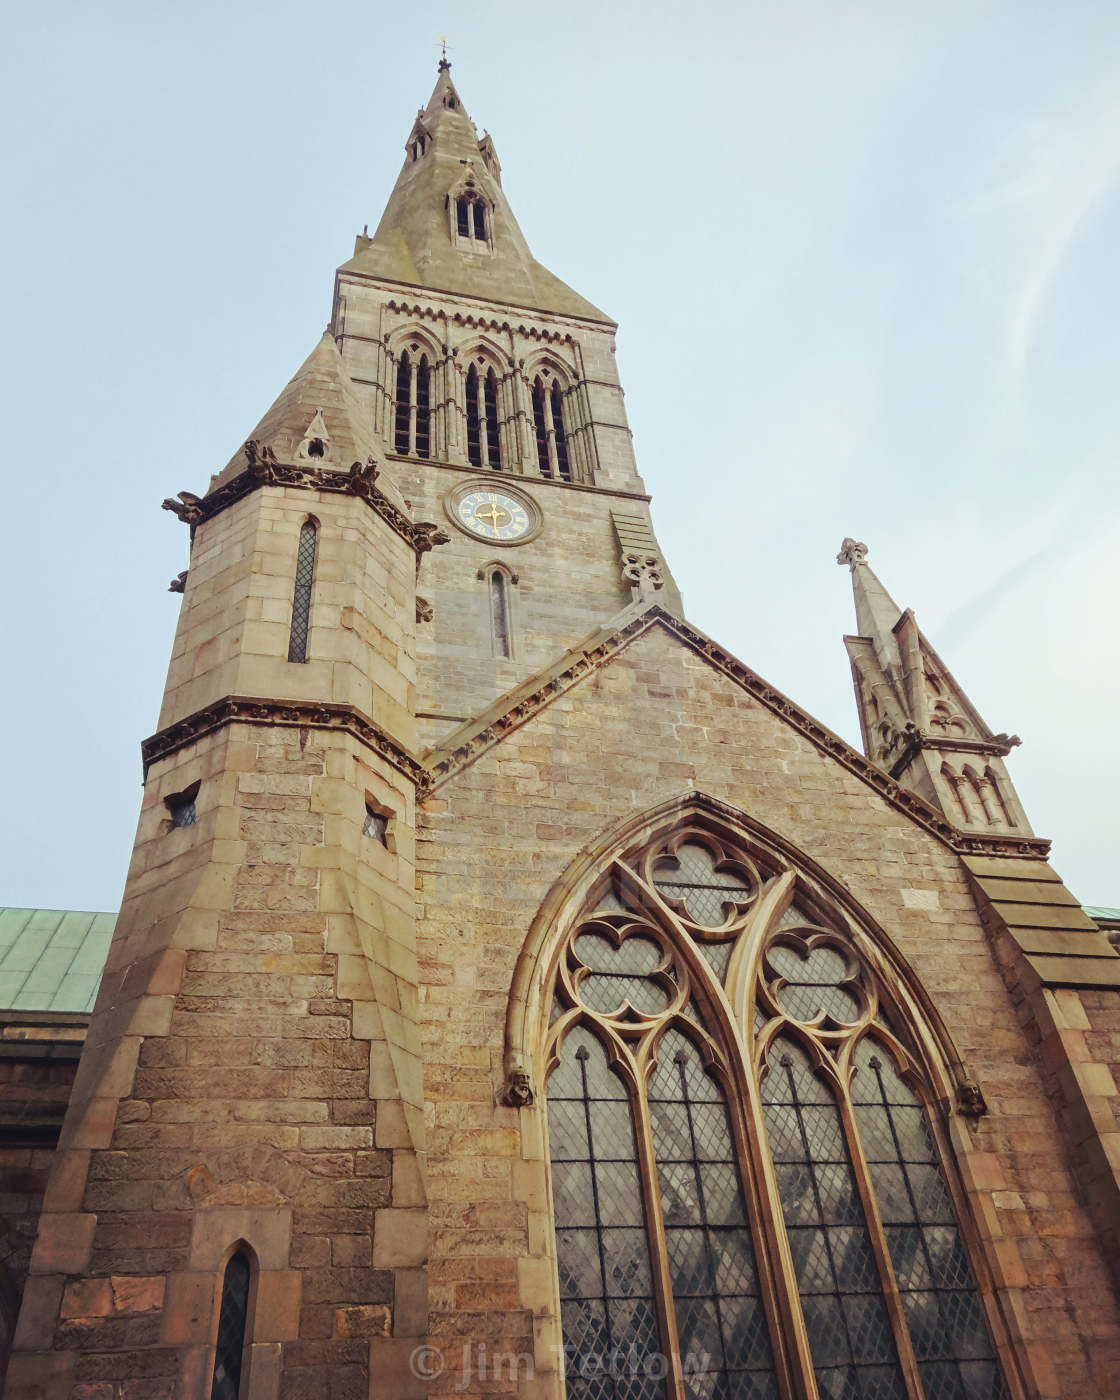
(9, 61, 1120, 1400)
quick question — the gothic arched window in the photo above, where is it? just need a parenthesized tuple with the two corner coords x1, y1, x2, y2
(541, 824, 1011, 1400)
(531, 372, 572, 482)
(287, 517, 318, 663)
(454, 193, 490, 246)
(489, 568, 512, 657)
(466, 363, 503, 470)
(394, 348, 432, 459)
(394, 352, 411, 454)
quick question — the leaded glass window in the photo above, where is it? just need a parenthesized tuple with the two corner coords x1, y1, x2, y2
(287, 518, 317, 663)
(210, 1248, 251, 1400)
(543, 823, 1012, 1400)
(549, 1027, 663, 1400)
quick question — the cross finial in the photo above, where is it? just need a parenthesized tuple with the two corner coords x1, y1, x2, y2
(437, 35, 450, 71)
(837, 537, 869, 569)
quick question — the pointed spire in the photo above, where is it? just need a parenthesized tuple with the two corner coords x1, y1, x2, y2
(341, 64, 610, 321)
(837, 538, 904, 669)
(836, 538, 1029, 833)
(423, 56, 468, 125)
(208, 331, 405, 513)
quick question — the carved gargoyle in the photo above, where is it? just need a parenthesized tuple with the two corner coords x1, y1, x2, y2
(244, 439, 279, 478)
(161, 492, 204, 526)
(168, 570, 188, 594)
(348, 457, 380, 500)
(415, 596, 434, 623)
(412, 522, 451, 577)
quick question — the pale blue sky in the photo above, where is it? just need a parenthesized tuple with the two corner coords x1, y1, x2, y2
(1, 1, 1117, 910)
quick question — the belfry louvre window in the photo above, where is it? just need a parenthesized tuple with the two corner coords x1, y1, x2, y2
(542, 825, 1011, 1400)
(466, 362, 502, 469)
(456, 195, 488, 243)
(287, 518, 318, 663)
(532, 374, 571, 481)
(394, 349, 432, 458)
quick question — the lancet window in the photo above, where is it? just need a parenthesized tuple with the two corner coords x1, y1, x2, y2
(466, 361, 502, 469)
(394, 349, 432, 458)
(542, 824, 1011, 1400)
(210, 1247, 252, 1400)
(287, 517, 318, 663)
(531, 372, 571, 481)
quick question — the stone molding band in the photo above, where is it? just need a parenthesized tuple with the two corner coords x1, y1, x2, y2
(424, 604, 1052, 862)
(141, 695, 427, 787)
(161, 445, 450, 560)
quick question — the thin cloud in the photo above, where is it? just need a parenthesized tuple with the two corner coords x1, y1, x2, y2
(959, 77, 1120, 421)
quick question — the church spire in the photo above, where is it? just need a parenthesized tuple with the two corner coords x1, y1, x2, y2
(338, 62, 609, 320)
(837, 538, 1030, 834)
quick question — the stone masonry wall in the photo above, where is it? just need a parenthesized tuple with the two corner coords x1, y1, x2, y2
(7, 719, 425, 1400)
(415, 621, 1120, 1400)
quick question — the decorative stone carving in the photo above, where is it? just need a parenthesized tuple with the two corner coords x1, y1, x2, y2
(956, 1077, 988, 1118)
(161, 446, 449, 563)
(295, 409, 332, 463)
(499, 1063, 535, 1108)
(412, 521, 451, 577)
(141, 695, 426, 787)
(161, 492, 204, 526)
(416, 597, 434, 623)
(837, 538, 869, 568)
(621, 551, 664, 601)
(168, 571, 188, 594)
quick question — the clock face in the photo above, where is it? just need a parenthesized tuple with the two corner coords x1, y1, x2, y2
(455, 490, 533, 542)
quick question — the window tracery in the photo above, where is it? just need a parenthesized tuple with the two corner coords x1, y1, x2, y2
(540, 822, 1011, 1400)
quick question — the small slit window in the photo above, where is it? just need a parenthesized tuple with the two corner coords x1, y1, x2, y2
(210, 1248, 251, 1400)
(490, 569, 511, 658)
(287, 518, 318, 663)
(363, 803, 389, 846)
(165, 781, 200, 830)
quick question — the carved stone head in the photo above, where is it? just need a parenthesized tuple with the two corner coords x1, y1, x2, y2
(502, 1068, 535, 1108)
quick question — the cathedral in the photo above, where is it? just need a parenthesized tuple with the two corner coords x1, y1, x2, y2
(3, 60, 1120, 1400)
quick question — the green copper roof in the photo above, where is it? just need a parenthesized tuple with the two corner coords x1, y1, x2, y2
(0, 909, 114, 1013)
(1086, 906, 1120, 921)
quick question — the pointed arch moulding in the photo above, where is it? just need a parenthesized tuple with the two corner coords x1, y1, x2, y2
(421, 605, 1051, 861)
